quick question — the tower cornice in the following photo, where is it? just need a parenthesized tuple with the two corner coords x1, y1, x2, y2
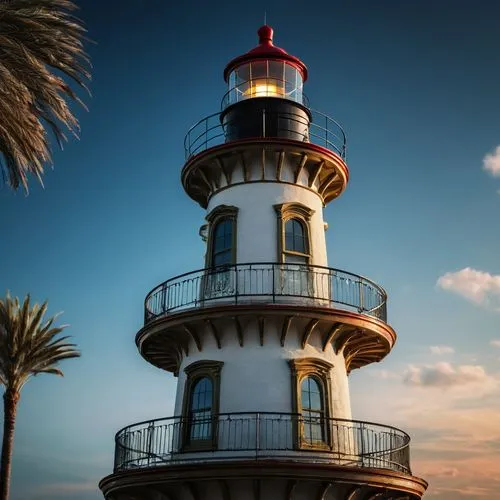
(182, 139, 348, 208)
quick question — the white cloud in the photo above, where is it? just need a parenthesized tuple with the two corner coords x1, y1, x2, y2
(437, 267, 500, 310)
(370, 369, 400, 380)
(430, 345, 455, 355)
(483, 145, 500, 177)
(490, 339, 500, 348)
(403, 362, 490, 387)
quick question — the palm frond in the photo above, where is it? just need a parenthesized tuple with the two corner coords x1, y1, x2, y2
(0, 291, 80, 393)
(0, 0, 91, 192)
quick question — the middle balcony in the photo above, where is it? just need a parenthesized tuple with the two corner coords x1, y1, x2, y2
(136, 263, 396, 375)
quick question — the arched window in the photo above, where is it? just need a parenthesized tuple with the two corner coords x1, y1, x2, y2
(205, 205, 238, 269)
(211, 219, 234, 267)
(284, 218, 309, 263)
(300, 376, 325, 445)
(188, 377, 213, 441)
(274, 202, 313, 264)
(182, 360, 223, 450)
(289, 358, 332, 449)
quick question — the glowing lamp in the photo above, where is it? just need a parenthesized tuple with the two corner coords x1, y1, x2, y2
(245, 80, 283, 98)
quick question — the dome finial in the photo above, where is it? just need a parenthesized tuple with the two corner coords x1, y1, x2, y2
(258, 25, 273, 45)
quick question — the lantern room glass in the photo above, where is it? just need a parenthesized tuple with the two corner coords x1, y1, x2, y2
(224, 61, 304, 108)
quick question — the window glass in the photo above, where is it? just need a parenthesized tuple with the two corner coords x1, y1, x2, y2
(212, 219, 233, 267)
(268, 60, 284, 80)
(235, 64, 250, 85)
(267, 60, 285, 96)
(284, 64, 303, 101)
(301, 376, 325, 444)
(189, 377, 213, 440)
(285, 218, 307, 254)
(251, 60, 267, 79)
(226, 61, 303, 107)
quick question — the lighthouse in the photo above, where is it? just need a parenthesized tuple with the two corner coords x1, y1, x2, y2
(100, 26, 428, 500)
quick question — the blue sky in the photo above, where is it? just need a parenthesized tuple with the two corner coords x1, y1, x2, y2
(1, 0, 499, 498)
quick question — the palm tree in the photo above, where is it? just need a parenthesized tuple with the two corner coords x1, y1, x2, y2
(0, 0, 91, 192)
(0, 293, 80, 499)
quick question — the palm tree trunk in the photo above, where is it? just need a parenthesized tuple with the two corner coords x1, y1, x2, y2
(0, 389, 20, 500)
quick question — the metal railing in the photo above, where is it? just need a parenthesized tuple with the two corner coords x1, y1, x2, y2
(114, 412, 411, 474)
(144, 262, 387, 325)
(183, 108, 347, 160)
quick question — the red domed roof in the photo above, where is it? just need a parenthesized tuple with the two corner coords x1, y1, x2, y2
(223, 25, 308, 82)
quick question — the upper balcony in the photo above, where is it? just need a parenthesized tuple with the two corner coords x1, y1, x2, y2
(144, 262, 387, 326)
(183, 106, 347, 162)
(113, 412, 411, 475)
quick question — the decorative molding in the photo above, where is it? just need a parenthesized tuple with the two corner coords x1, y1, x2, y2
(320, 173, 338, 198)
(205, 204, 239, 223)
(240, 152, 249, 182)
(309, 160, 325, 188)
(302, 319, 320, 349)
(346, 487, 363, 500)
(365, 493, 386, 500)
(261, 148, 266, 179)
(181, 360, 224, 451)
(185, 482, 199, 500)
(274, 202, 314, 263)
(233, 316, 244, 347)
(205, 205, 238, 268)
(253, 479, 261, 500)
(205, 319, 221, 349)
(216, 157, 231, 185)
(198, 168, 212, 191)
(181, 139, 349, 209)
(318, 482, 333, 500)
(286, 480, 298, 500)
(219, 479, 231, 500)
(137, 304, 395, 375)
(258, 317, 265, 346)
(323, 322, 344, 351)
(294, 153, 308, 183)
(280, 316, 293, 347)
(289, 357, 334, 375)
(184, 359, 224, 377)
(276, 150, 285, 180)
(99, 460, 428, 499)
(183, 324, 202, 352)
(274, 202, 315, 221)
(289, 357, 333, 449)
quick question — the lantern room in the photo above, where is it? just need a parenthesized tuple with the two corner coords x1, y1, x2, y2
(222, 25, 307, 108)
(221, 25, 311, 142)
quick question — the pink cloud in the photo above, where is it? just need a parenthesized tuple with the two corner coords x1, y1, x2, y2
(483, 145, 500, 177)
(430, 345, 455, 355)
(437, 267, 500, 310)
(404, 362, 489, 387)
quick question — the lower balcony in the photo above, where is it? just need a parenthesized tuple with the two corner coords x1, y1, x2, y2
(144, 263, 388, 325)
(113, 412, 411, 475)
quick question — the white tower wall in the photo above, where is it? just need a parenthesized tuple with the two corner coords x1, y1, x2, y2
(207, 164, 329, 267)
(174, 324, 352, 420)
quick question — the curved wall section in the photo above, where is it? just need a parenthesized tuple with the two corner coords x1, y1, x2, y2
(207, 183, 328, 267)
(173, 321, 352, 421)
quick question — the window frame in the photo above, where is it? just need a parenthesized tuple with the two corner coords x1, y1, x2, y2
(288, 358, 333, 450)
(274, 203, 314, 264)
(181, 360, 224, 451)
(205, 205, 238, 269)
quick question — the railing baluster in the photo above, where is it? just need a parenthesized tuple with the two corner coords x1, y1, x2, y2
(114, 413, 410, 474)
(144, 263, 387, 325)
